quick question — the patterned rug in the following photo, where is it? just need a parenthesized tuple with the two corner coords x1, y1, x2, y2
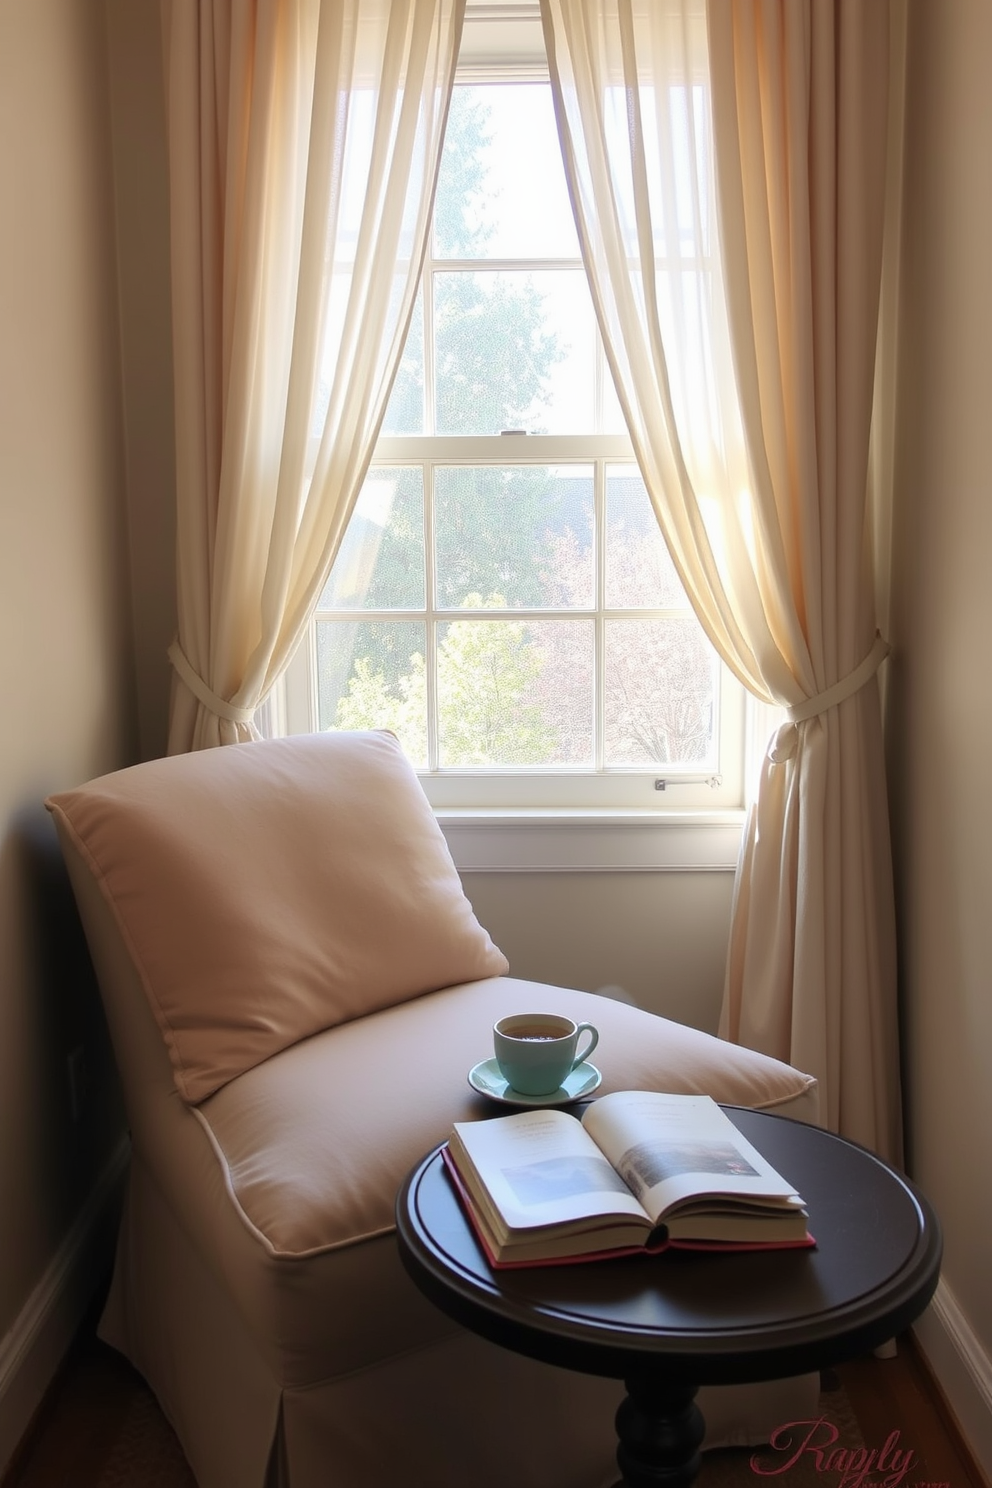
(93, 1373, 863, 1488)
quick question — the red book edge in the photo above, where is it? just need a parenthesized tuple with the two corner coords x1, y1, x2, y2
(439, 1142, 815, 1270)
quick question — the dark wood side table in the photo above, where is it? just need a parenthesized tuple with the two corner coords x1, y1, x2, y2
(395, 1108, 941, 1488)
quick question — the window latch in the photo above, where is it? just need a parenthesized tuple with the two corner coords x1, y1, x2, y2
(654, 776, 723, 792)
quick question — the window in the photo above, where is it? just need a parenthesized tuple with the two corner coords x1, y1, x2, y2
(286, 26, 744, 813)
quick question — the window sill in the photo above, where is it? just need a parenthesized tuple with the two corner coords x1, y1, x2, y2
(435, 808, 746, 874)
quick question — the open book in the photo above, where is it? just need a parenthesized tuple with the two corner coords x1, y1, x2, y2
(444, 1091, 813, 1267)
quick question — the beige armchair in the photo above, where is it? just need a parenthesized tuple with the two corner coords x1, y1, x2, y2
(47, 731, 819, 1488)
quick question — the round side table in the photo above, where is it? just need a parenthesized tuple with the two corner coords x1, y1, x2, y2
(396, 1108, 941, 1488)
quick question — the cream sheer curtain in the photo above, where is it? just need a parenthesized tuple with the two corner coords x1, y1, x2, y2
(162, 0, 463, 751)
(542, 0, 901, 1159)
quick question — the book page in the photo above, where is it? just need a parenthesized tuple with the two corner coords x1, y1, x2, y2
(580, 1092, 803, 1226)
(450, 1108, 651, 1234)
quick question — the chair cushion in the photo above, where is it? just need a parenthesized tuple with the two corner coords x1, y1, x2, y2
(46, 732, 508, 1102)
(196, 977, 819, 1260)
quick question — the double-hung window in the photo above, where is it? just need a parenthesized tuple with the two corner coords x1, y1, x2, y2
(286, 11, 745, 814)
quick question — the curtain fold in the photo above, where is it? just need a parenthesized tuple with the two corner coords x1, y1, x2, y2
(162, 0, 464, 752)
(542, 0, 901, 1159)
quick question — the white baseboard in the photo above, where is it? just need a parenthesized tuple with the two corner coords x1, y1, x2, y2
(913, 1277, 992, 1482)
(0, 1137, 129, 1477)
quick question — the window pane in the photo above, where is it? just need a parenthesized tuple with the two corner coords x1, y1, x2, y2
(525, 618, 595, 764)
(437, 617, 593, 766)
(317, 620, 427, 766)
(435, 466, 593, 610)
(434, 85, 579, 260)
(605, 467, 688, 609)
(604, 618, 715, 765)
(319, 469, 424, 610)
(434, 270, 595, 435)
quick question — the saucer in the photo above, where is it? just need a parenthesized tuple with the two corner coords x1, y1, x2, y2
(467, 1058, 602, 1107)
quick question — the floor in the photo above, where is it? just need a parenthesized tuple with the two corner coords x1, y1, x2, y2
(3, 1326, 988, 1488)
(836, 1341, 988, 1488)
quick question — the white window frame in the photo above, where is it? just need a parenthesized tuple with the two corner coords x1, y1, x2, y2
(284, 2, 754, 850)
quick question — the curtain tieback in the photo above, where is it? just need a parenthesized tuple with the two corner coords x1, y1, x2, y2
(167, 640, 256, 726)
(770, 632, 890, 763)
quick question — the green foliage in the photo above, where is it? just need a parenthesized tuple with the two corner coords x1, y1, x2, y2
(433, 272, 563, 436)
(341, 85, 570, 695)
(433, 88, 494, 258)
(434, 465, 565, 609)
(437, 600, 556, 764)
(335, 655, 427, 761)
(334, 596, 557, 766)
(383, 86, 564, 440)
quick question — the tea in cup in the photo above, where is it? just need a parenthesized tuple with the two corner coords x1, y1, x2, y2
(493, 1013, 599, 1096)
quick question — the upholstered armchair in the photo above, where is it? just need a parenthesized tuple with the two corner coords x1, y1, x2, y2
(47, 731, 819, 1488)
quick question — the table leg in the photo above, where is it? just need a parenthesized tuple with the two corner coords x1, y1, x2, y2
(613, 1375, 705, 1488)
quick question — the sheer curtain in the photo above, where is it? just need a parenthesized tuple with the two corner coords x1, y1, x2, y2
(542, 0, 901, 1159)
(162, 0, 463, 752)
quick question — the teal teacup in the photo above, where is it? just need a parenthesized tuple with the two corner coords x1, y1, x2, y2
(493, 1013, 599, 1096)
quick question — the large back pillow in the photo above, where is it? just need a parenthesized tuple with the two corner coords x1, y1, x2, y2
(47, 732, 508, 1102)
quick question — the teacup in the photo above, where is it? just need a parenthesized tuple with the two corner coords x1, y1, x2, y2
(493, 1013, 600, 1096)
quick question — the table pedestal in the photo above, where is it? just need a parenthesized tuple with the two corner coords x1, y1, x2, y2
(614, 1377, 705, 1488)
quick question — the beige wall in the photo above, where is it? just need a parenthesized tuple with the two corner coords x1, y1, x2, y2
(104, 0, 176, 765)
(464, 870, 734, 1033)
(0, 0, 134, 1462)
(889, 0, 992, 1469)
